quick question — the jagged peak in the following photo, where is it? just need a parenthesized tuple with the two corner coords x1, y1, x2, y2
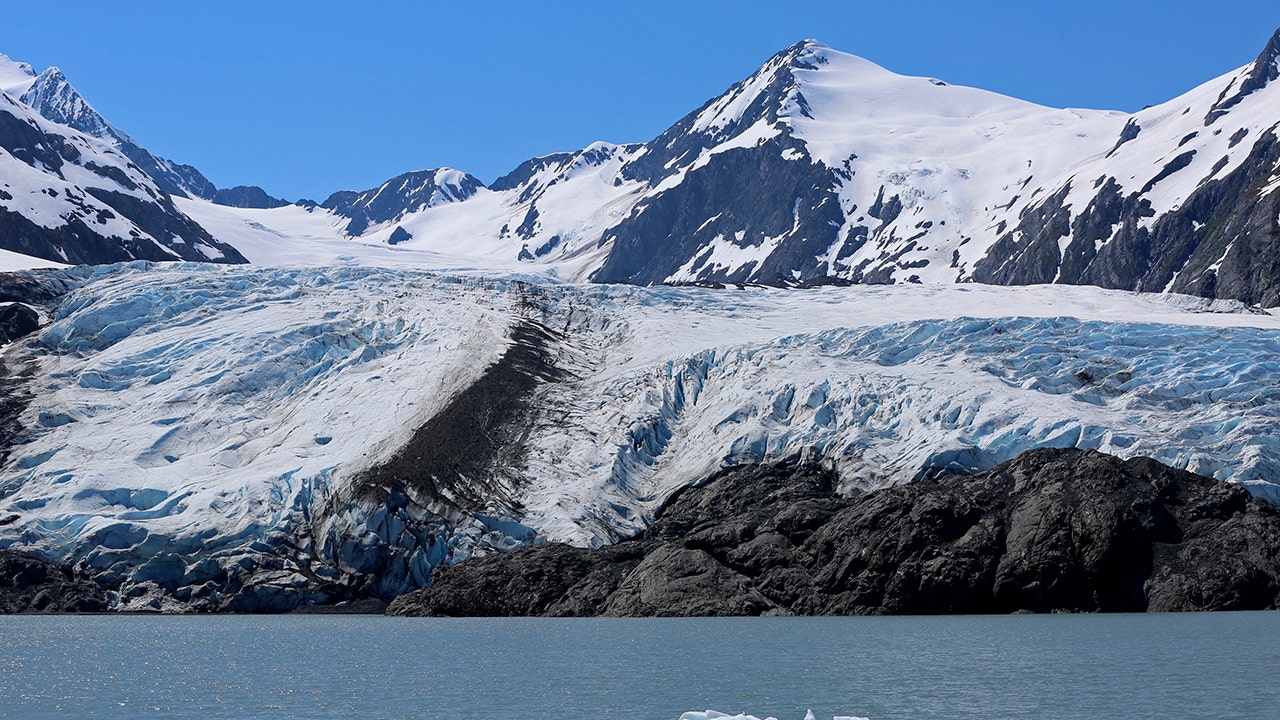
(778, 38, 831, 62)
(35, 65, 67, 82)
(1240, 26, 1280, 90)
(1260, 26, 1280, 68)
(684, 41, 827, 138)
(17, 63, 125, 142)
(1205, 26, 1280, 125)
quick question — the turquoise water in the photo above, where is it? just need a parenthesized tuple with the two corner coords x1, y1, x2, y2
(1, 613, 1277, 719)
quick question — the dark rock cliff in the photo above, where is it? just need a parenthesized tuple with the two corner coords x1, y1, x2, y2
(0, 548, 110, 613)
(388, 448, 1280, 616)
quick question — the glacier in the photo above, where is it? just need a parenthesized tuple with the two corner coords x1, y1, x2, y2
(2, 262, 1280, 610)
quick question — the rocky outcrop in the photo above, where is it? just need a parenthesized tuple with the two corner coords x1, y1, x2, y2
(322, 169, 484, 236)
(211, 185, 289, 209)
(0, 302, 37, 345)
(0, 548, 110, 613)
(388, 448, 1280, 616)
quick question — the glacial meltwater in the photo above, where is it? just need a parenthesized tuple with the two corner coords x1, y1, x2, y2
(1, 613, 1277, 719)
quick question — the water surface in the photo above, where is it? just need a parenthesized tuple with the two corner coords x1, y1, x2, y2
(1, 613, 1276, 719)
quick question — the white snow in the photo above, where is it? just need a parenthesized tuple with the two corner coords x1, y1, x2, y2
(0, 90, 174, 253)
(0, 246, 67, 272)
(4, 264, 1280, 607)
(179, 143, 649, 281)
(0, 53, 36, 98)
(667, 231, 782, 283)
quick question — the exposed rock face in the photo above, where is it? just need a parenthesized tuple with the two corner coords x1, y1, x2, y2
(322, 168, 484, 236)
(0, 548, 110, 613)
(211, 185, 289, 209)
(974, 130, 1280, 307)
(388, 448, 1280, 616)
(0, 302, 38, 345)
(591, 136, 846, 286)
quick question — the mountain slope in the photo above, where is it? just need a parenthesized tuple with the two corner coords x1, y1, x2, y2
(972, 32, 1280, 305)
(8, 60, 218, 201)
(0, 91, 245, 264)
(234, 30, 1280, 306)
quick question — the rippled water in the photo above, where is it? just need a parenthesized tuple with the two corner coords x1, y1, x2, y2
(1, 613, 1277, 719)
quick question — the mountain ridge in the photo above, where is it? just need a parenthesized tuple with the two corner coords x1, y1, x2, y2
(0, 90, 246, 265)
(5, 33, 1280, 305)
(247, 28, 1280, 305)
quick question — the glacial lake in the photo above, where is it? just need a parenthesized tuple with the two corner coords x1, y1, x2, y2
(1, 613, 1277, 719)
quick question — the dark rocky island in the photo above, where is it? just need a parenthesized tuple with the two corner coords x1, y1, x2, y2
(388, 448, 1280, 616)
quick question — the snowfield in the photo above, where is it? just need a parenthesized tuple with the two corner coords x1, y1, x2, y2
(2, 263, 1280, 609)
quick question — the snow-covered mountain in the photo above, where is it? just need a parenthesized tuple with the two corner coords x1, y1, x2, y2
(6, 31, 1279, 303)
(1, 262, 1279, 610)
(322, 168, 486, 236)
(221, 29, 1280, 306)
(0, 86, 245, 265)
(0, 51, 293, 265)
(0, 55, 218, 202)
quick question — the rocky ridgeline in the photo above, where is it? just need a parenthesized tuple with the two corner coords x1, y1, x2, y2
(388, 448, 1280, 616)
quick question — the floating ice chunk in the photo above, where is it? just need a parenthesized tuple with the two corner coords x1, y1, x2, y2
(678, 712, 867, 720)
(679, 713, 777, 720)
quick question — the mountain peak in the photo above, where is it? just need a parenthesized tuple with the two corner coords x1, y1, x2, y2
(19, 65, 122, 140)
(1205, 26, 1280, 125)
(0, 52, 34, 76)
(763, 39, 841, 79)
(681, 40, 852, 139)
(322, 167, 485, 236)
(0, 52, 37, 96)
(782, 38, 831, 61)
(1242, 26, 1280, 90)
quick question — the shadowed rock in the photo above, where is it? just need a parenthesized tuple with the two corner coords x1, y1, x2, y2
(0, 549, 110, 613)
(388, 448, 1280, 616)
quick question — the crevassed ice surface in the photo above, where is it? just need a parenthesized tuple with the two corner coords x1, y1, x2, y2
(2, 263, 1280, 607)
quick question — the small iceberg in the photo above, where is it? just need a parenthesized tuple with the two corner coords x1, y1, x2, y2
(678, 711, 868, 720)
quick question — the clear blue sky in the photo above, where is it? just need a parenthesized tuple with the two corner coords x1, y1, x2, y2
(4, 1, 1278, 201)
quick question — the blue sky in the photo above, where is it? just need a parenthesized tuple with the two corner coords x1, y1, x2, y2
(4, 1, 1278, 201)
